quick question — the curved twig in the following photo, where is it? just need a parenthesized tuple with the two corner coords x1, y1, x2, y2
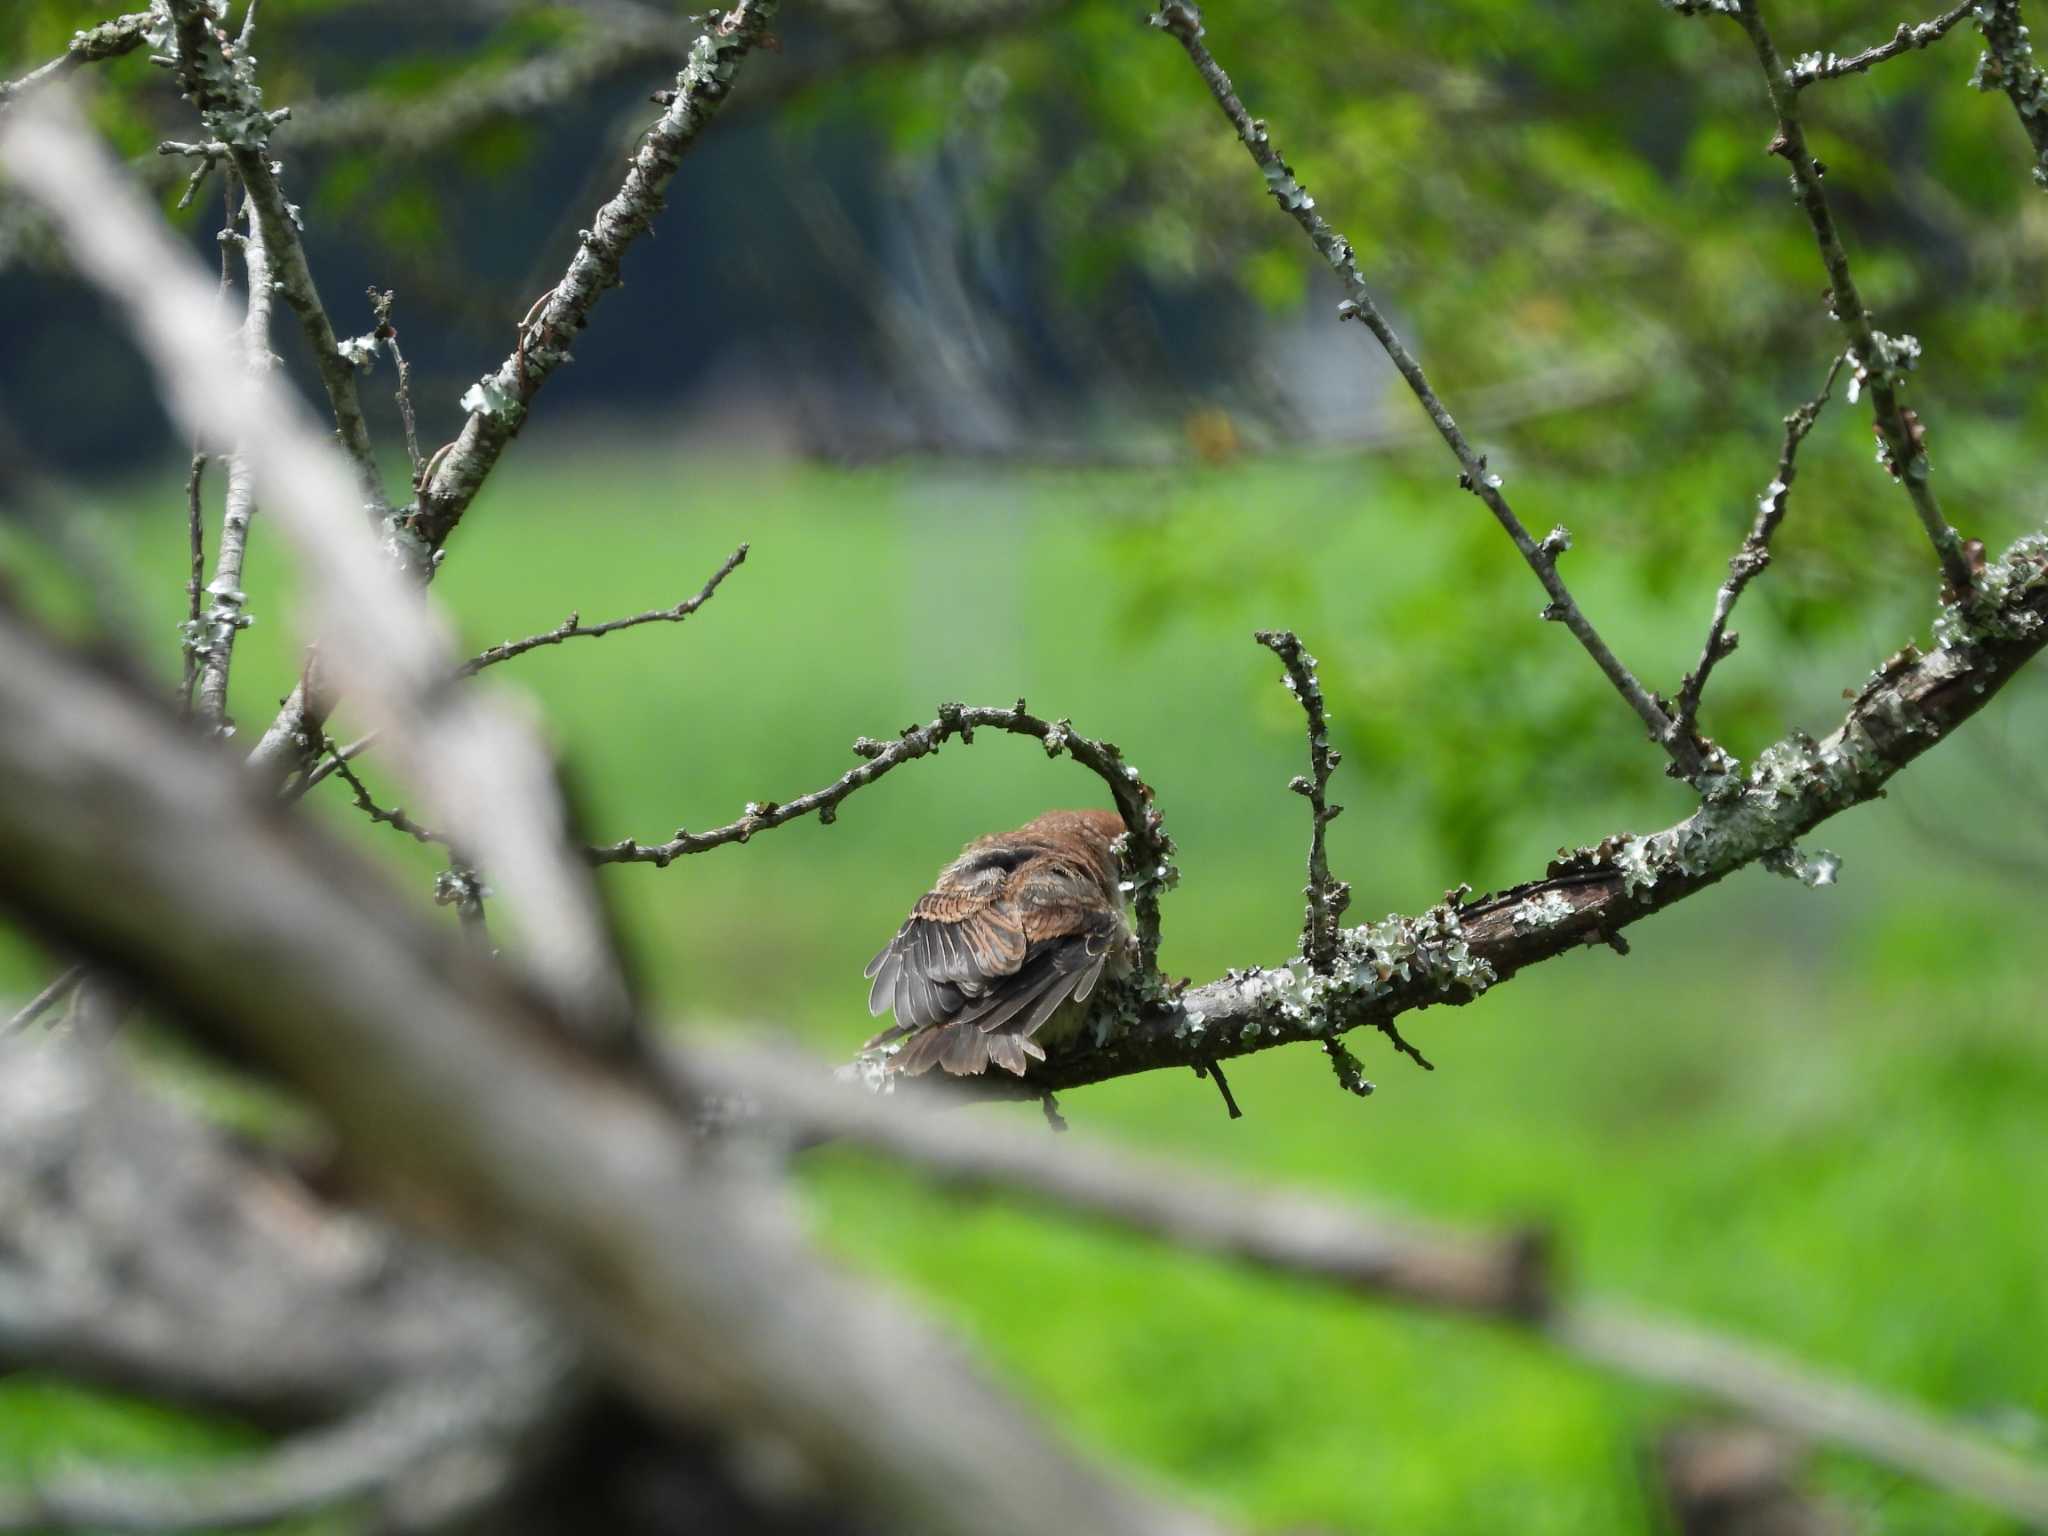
(591, 700, 1179, 979)
(462, 545, 748, 676)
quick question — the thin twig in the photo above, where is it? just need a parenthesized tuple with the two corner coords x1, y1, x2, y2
(1150, 1, 1701, 781)
(3, 965, 83, 1037)
(1253, 629, 1350, 973)
(1786, 1, 1975, 86)
(1674, 352, 1846, 741)
(368, 288, 422, 482)
(461, 545, 748, 675)
(285, 731, 380, 802)
(0, 12, 151, 108)
(591, 699, 1180, 980)
(179, 453, 208, 714)
(328, 753, 453, 850)
(1194, 1059, 1243, 1119)
(1720, 0, 1977, 595)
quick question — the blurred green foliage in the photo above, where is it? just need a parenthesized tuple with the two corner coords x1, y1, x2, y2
(5, 4, 2048, 1526)
(3, 450, 2045, 1532)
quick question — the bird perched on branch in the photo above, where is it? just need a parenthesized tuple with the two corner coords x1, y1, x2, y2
(865, 809, 1133, 1076)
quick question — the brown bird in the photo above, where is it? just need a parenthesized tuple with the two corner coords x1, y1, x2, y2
(865, 809, 1133, 1076)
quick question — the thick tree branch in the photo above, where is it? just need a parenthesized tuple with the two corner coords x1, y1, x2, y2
(0, 1040, 556, 1429)
(406, 0, 780, 557)
(462, 544, 748, 675)
(706, 1049, 2048, 1525)
(0, 12, 150, 109)
(0, 606, 1232, 1536)
(164, 1, 389, 515)
(0, 1378, 564, 1536)
(890, 531, 2048, 1098)
(1, 94, 631, 1040)
(1785, 2, 1975, 86)
(1674, 353, 1844, 740)
(1722, 0, 1976, 595)
(592, 699, 1179, 980)
(1150, 1, 1701, 780)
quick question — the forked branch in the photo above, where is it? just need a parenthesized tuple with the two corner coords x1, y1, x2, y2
(1150, 1, 1702, 781)
(1674, 353, 1845, 741)
(1720, 0, 1977, 595)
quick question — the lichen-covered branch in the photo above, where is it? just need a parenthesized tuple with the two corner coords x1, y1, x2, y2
(0, 12, 150, 109)
(1252, 630, 1349, 973)
(902, 532, 2048, 1099)
(1674, 353, 1844, 742)
(462, 545, 748, 676)
(593, 699, 1180, 980)
(1150, 1, 1701, 781)
(1785, 1, 1975, 86)
(163, 0, 388, 515)
(1970, 0, 2048, 185)
(1720, 0, 1976, 595)
(406, 0, 780, 557)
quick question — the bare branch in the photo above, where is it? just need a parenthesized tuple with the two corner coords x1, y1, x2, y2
(1562, 1307, 2048, 1526)
(1149, 2, 1702, 780)
(3, 964, 82, 1036)
(0, 12, 151, 109)
(0, 1040, 557, 1428)
(1674, 352, 1846, 741)
(1786, 2, 1975, 86)
(591, 699, 1180, 981)
(193, 201, 274, 732)
(706, 1048, 2048, 1526)
(462, 544, 748, 676)
(407, 0, 781, 556)
(1252, 629, 1349, 973)
(1970, 2, 2048, 186)
(1718, 0, 1977, 595)
(329, 751, 453, 850)
(367, 288, 422, 482)
(162, 2, 389, 515)
(0, 1379, 561, 1536)
(1, 93, 631, 1040)
(179, 452, 208, 713)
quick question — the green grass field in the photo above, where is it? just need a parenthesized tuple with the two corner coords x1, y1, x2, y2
(3, 437, 2044, 1533)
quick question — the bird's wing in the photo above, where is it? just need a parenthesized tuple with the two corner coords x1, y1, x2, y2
(868, 846, 1123, 1075)
(864, 857, 1028, 1041)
